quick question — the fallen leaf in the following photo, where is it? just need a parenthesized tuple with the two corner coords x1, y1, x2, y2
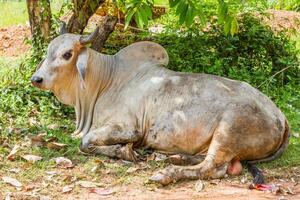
(24, 184, 35, 191)
(62, 185, 74, 193)
(22, 155, 43, 163)
(76, 181, 103, 188)
(48, 124, 59, 130)
(55, 157, 73, 168)
(126, 167, 139, 173)
(5, 192, 11, 200)
(195, 180, 204, 192)
(30, 133, 47, 147)
(47, 142, 67, 150)
(7, 145, 20, 161)
(39, 195, 51, 200)
(90, 188, 114, 196)
(91, 166, 99, 173)
(45, 171, 57, 175)
(9, 168, 21, 174)
(2, 176, 22, 188)
(287, 187, 294, 195)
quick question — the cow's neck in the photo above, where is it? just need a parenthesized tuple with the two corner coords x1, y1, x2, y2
(74, 48, 116, 136)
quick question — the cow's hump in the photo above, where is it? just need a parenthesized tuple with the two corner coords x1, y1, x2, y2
(115, 41, 169, 66)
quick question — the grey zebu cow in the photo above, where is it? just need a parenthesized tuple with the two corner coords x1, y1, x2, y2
(31, 26, 290, 185)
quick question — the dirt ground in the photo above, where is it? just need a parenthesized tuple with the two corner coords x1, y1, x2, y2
(1, 162, 299, 200)
(0, 25, 31, 57)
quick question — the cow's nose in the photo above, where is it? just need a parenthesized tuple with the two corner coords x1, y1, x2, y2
(31, 76, 43, 85)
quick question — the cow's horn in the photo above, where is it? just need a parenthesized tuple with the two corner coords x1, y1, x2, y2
(59, 22, 68, 35)
(79, 26, 99, 45)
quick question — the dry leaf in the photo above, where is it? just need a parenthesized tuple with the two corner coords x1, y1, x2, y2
(48, 124, 59, 130)
(126, 167, 139, 173)
(7, 145, 20, 161)
(24, 184, 35, 191)
(76, 181, 103, 188)
(5, 193, 11, 200)
(90, 188, 114, 196)
(22, 155, 43, 163)
(2, 176, 22, 188)
(30, 133, 47, 147)
(39, 195, 51, 200)
(55, 157, 73, 169)
(47, 142, 67, 150)
(45, 171, 57, 175)
(9, 168, 21, 174)
(62, 185, 74, 193)
(195, 180, 204, 192)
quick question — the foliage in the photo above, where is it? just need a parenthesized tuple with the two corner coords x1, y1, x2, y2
(268, 0, 300, 11)
(122, 0, 269, 35)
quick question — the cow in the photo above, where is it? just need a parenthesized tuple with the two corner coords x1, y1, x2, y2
(31, 25, 290, 185)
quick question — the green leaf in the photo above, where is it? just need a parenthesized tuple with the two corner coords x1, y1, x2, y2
(140, 7, 149, 26)
(224, 16, 232, 35)
(217, 1, 228, 24)
(185, 6, 194, 27)
(176, 0, 187, 15)
(135, 11, 144, 28)
(124, 8, 136, 30)
(178, 1, 188, 25)
(169, 0, 181, 7)
(144, 4, 152, 19)
(230, 17, 239, 36)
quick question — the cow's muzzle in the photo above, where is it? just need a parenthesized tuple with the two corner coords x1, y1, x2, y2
(31, 76, 43, 87)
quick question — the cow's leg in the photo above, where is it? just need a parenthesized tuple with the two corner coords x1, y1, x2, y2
(80, 125, 142, 162)
(150, 122, 235, 185)
(165, 154, 205, 166)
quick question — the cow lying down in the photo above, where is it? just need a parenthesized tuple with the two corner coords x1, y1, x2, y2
(31, 26, 290, 185)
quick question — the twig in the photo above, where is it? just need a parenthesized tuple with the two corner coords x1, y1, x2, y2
(257, 66, 292, 88)
(116, 23, 147, 32)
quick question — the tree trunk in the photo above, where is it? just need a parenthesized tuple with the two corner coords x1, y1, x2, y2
(67, 0, 105, 34)
(26, 0, 52, 43)
(91, 15, 117, 52)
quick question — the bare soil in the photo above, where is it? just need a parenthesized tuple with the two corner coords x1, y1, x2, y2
(0, 25, 31, 57)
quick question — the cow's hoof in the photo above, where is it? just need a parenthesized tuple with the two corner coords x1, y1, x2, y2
(150, 172, 174, 185)
(118, 143, 139, 163)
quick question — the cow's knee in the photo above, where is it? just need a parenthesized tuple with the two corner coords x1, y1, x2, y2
(80, 136, 92, 153)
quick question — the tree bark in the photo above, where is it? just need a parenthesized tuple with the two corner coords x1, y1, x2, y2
(26, 0, 52, 43)
(91, 15, 117, 52)
(67, 0, 105, 34)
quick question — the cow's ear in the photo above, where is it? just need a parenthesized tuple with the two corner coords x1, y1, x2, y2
(76, 48, 88, 89)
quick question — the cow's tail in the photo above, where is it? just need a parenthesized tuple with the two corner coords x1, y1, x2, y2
(247, 119, 290, 164)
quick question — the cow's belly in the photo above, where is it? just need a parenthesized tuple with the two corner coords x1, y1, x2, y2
(144, 108, 220, 155)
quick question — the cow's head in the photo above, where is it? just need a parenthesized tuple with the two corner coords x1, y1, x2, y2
(31, 23, 99, 91)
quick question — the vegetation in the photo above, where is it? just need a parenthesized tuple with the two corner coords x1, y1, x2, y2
(0, 0, 299, 198)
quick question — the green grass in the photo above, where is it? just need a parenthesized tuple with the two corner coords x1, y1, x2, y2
(0, 1, 28, 27)
(0, 0, 67, 28)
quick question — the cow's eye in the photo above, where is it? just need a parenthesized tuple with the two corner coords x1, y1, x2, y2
(62, 51, 72, 60)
